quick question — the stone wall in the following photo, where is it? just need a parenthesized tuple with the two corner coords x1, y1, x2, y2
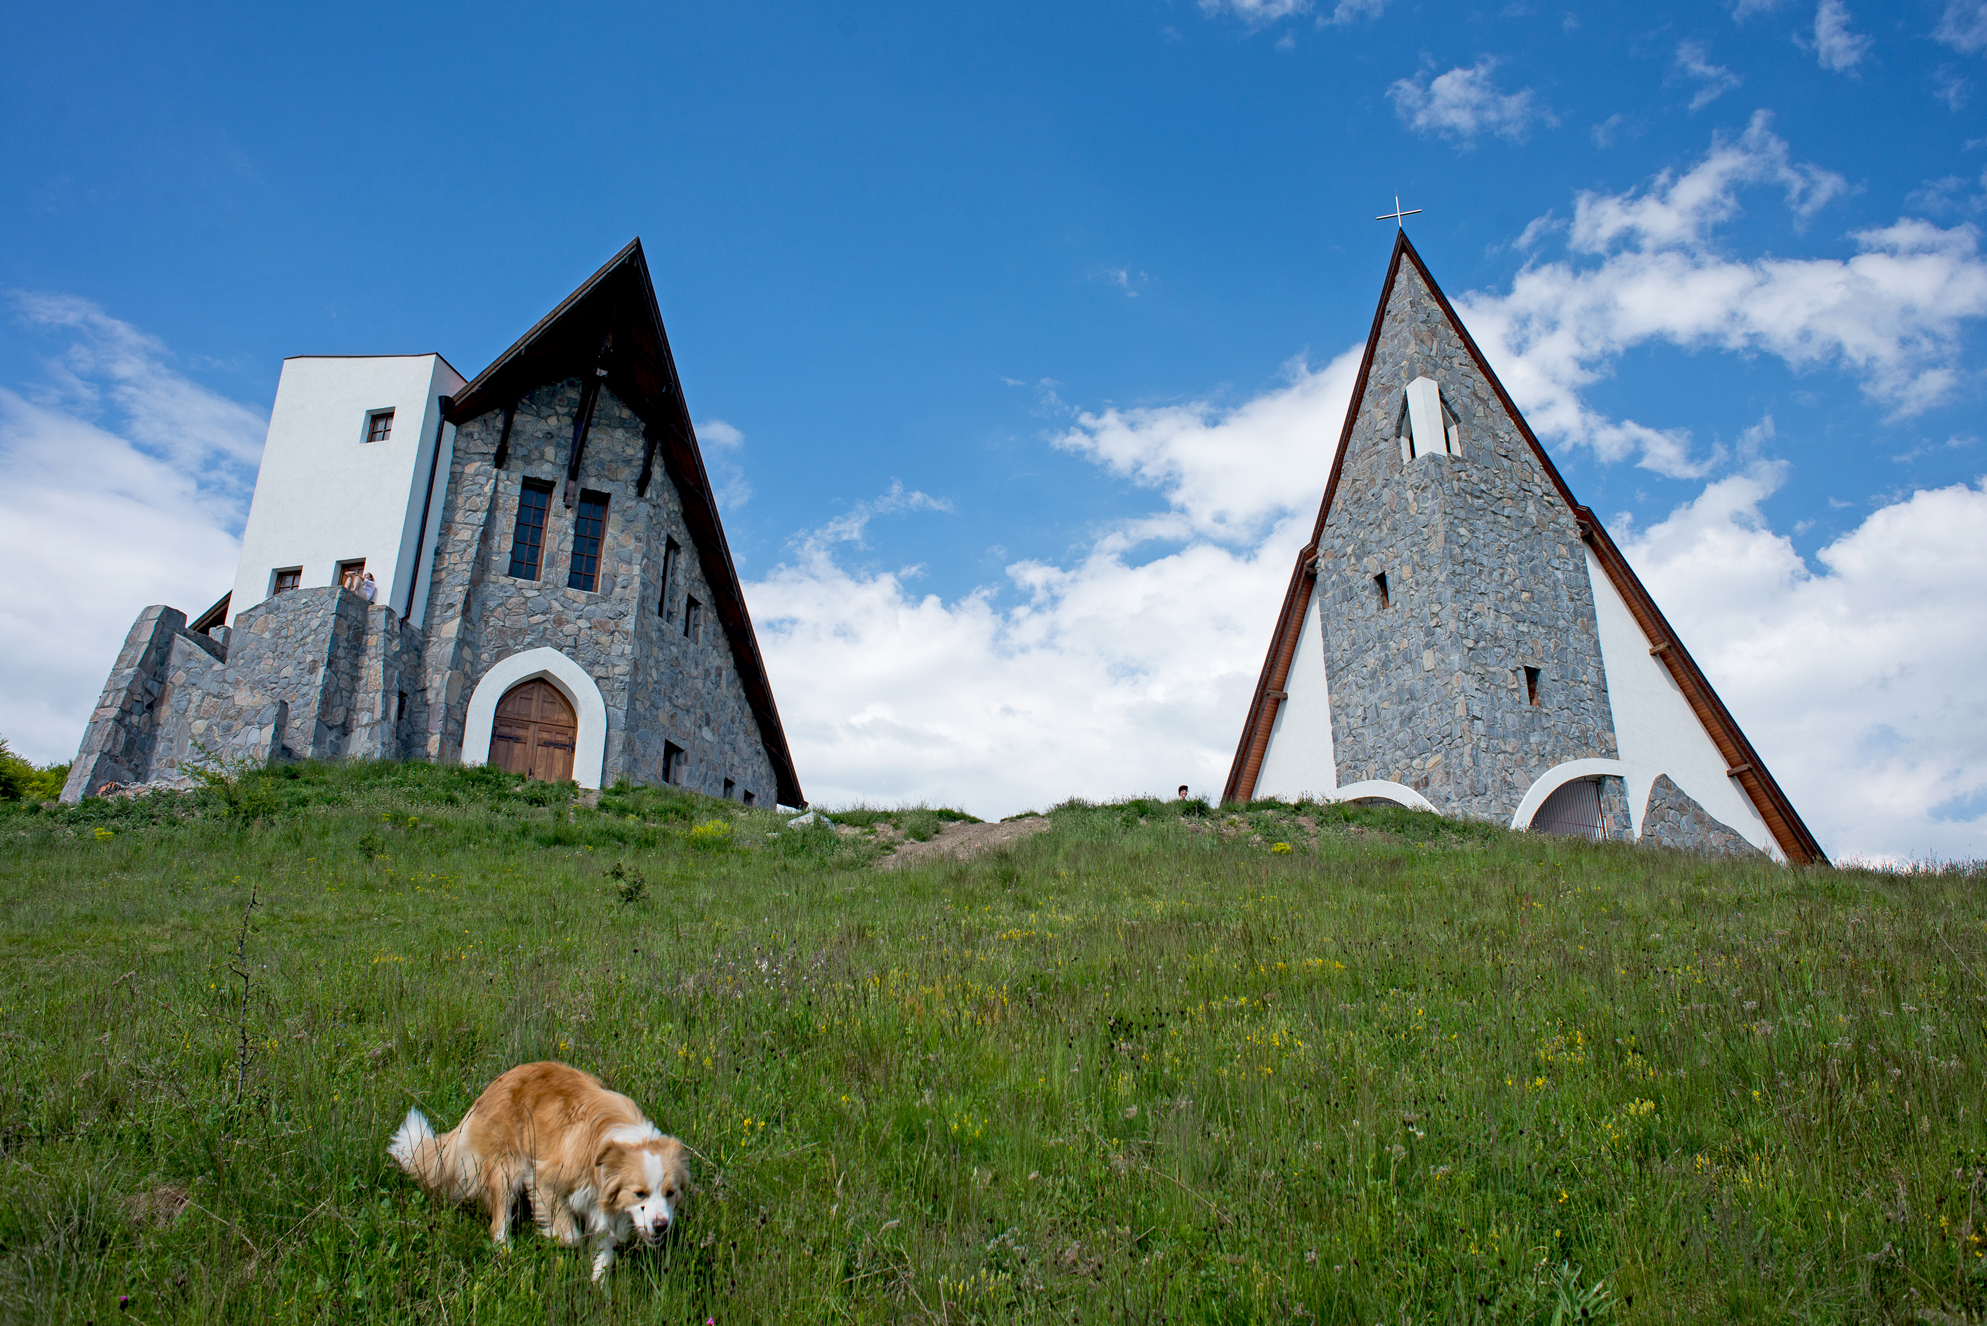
(1599, 775, 1633, 841)
(1315, 261, 1618, 821)
(425, 378, 778, 800)
(1640, 774, 1764, 858)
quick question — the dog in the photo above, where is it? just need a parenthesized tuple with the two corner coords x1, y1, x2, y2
(388, 1061, 689, 1280)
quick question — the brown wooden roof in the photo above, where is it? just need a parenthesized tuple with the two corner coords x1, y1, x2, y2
(447, 240, 804, 808)
(1223, 231, 1826, 865)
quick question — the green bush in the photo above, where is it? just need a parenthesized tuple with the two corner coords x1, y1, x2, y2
(0, 735, 67, 802)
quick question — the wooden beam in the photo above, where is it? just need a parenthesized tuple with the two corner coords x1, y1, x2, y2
(492, 401, 517, 470)
(562, 330, 613, 507)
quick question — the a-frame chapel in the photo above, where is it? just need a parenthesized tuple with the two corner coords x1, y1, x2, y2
(63, 240, 803, 808)
(1226, 233, 1824, 865)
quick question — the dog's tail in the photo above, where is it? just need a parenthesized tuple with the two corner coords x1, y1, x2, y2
(388, 1107, 480, 1202)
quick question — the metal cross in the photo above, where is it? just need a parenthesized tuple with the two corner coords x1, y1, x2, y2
(1376, 195, 1422, 228)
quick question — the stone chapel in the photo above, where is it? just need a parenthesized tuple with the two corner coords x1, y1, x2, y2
(63, 240, 804, 807)
(1226, 233, 1825, 865)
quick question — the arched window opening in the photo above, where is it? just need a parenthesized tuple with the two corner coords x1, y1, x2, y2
(1531, 778, 1604, 840)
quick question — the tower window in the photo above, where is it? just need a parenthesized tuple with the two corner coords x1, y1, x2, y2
(684, 596, 703, 642)
(567, 490, 609, 592)
(1399, 376, 1464, 462)
(508, 479, 554, 580)
(658, 536, 681, 619)
(662, 741, 686, 785)
(1374, 572, 1390, 609)
(366, 410, 394, 443)
(1524, 666, 1541, 706)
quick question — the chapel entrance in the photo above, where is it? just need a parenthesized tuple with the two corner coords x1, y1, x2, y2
(489, 679, 577, 782)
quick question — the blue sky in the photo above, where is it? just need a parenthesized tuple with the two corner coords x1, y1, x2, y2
(4, 0, 1986, 859)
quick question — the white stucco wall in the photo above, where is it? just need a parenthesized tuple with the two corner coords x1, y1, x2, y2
(1254, 584, 1339, 801)
(229, 354, 465, 627)
(1586, 547, 1780, 859)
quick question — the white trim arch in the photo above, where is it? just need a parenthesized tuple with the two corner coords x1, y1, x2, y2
(460, 647, 609, 789)
(1327, 780, 1439, 813)
(1512, 759, 1628, 832)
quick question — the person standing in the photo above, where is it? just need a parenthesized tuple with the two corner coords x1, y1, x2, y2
(359, 572, 378, 604)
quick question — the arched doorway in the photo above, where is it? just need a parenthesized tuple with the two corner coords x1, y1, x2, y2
(489, 679, 577, 782)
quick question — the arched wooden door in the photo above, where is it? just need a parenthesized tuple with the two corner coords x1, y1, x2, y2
(489, 679, 577, 782)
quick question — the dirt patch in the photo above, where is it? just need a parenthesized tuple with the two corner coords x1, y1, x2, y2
(123, 1184, 190, 1228)
(877, 818, 1051, 870)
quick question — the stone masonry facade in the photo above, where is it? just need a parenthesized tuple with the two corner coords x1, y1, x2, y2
(1640, 774, 1763, 858)
(418, 377, 777, 802)
(61, 586, 425, 799)
(65, 378, 780, 804)
(1314, 262, 1618, 822)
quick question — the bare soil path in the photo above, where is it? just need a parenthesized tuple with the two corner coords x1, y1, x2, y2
(876, 817, 1051, 870)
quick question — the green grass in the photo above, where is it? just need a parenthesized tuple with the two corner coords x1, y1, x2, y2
(1, 760, 1983, 1323)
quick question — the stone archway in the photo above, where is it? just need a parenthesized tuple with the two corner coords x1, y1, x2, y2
(489, 679, 577, 782)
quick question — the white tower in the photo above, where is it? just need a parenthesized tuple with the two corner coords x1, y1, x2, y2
(227, 354, 466, 627)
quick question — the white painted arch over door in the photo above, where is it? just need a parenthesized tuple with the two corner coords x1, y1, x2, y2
(460, 647, 609, 789)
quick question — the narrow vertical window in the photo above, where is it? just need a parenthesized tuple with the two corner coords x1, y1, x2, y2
(366, 409, 395, 443)
(1524, 666, 1541, 706)
(508, 480, 554, 580)
(657, 536, 681, 619)
(723, 777, 735, 800)
(567, 491, 609, 592)
(1374, 572, 1390, 609)
(662, 741, 685, 785)
(684, 596, 702, 642)
(395, 692, 408, 722)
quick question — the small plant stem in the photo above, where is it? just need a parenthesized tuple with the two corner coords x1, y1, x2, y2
(231, 882, 259, 1104)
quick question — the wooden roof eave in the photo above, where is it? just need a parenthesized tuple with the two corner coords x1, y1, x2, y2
(1225, 233, 1826, 865)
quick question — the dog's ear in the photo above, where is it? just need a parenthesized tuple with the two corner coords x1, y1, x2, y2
(594, 1143, 623, 1206)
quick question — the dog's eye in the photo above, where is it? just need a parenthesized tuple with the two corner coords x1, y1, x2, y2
(635, 1190, 649, 1199)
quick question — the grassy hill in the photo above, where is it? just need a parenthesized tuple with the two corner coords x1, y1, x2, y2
(1, 761, 1982, 1324)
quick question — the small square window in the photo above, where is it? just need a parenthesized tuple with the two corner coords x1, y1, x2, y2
(723, 777, 735, 800)
(272, 567, 302, 595)
(741, 789, 756, 806)
(366, 410, 395, 443)
(662, 741, 686, 785)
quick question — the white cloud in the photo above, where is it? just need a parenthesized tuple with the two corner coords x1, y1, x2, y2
(1935, 0, 1987, 54)
(1387, 59, 1557, 146)
(1198, 0, 1309, 24)
(1809, 0, 1872, 71)
(1731, 0, 1782, 18)
(1453, 114, 1987, 476)
(0, 297, 264, 764)
(1675, 40, 1743, 110)
(1621, 466, 1987, 863)
(803, 480, 954, 553)
(697, 417, 753, 513)
(1591, 114, 1627, 149)
(1321, 0, 1389, 23)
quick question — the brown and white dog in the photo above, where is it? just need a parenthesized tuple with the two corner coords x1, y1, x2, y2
(388, 1061, 689, 1280)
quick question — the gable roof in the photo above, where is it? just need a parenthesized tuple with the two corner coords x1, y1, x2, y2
(447, 240, 804, 808)
(1224, 231, 1825, 866)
